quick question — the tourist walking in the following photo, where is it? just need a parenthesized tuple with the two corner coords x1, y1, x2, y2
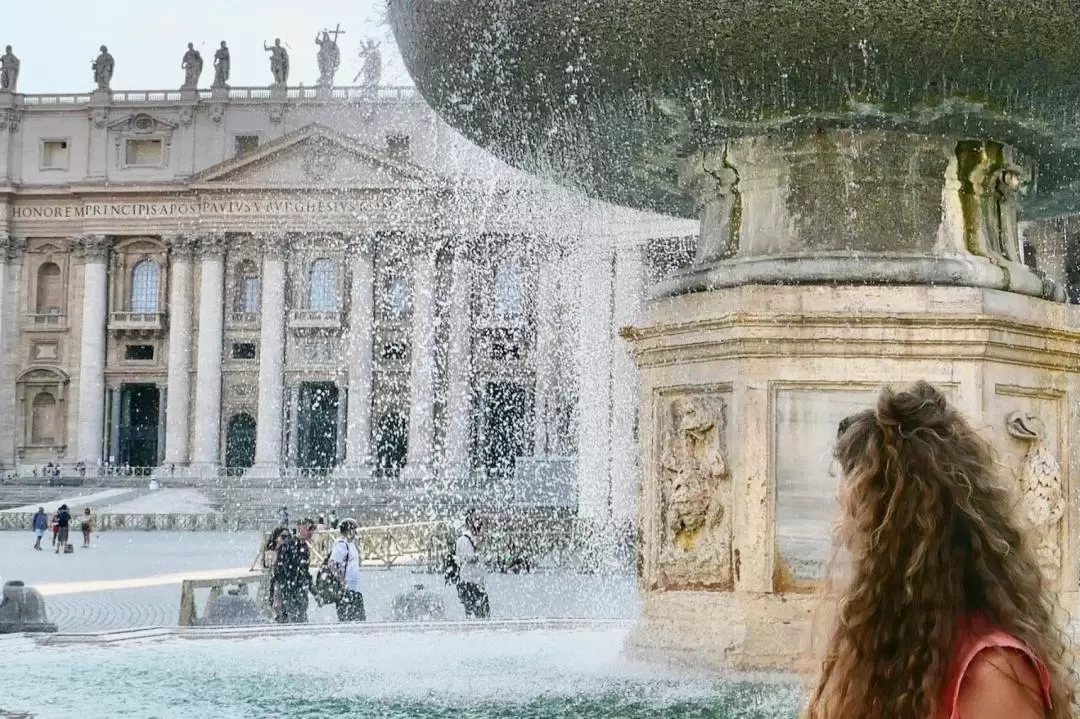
(31, 506, 47, 550)
(805, 382, 1072, 719)
(272, 518, 315, 623)
(80, 508, 93, 548)
(54, 504, 71, 554)
(328, 519, 365, 622)
(277, 506, 289, 528)
(50, 511, 59, 548)
(455, 509, 490, 619)
(262, 527, 291, 623)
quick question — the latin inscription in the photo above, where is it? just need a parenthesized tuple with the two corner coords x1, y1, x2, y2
(9, 199, 360, 220)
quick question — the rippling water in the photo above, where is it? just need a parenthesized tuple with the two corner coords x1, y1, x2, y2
(0, 626, 803, 718)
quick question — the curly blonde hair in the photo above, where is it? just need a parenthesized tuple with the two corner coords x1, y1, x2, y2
(806, 381, 1074, 719)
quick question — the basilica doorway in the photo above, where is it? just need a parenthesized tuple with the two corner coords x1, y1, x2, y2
(374, 411, 407, 473)
(297, 382, 339, 468)
(479, 382, 533, 473)
(225, 413, 257, 468)
(118, 384, 160, 467)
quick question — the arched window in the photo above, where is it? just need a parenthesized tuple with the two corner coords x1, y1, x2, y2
(308, 258, 339, 312)
(31, 392, 57, 445)
(35, 262, 63, 315)
(235, 260, 261, 313)
(388, 276, 409, 321)
(493, 258, 523, 321)
(130, 260, 161, 313)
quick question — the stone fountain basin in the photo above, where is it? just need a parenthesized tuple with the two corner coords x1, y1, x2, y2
(389, 0, 1080, 219)
(0, 621, 802, 718)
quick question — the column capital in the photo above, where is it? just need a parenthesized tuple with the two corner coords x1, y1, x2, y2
(73, 234, 110, 263)
(3, 235, 28, 263)
(348, 234, 375, 257)
(256, 233, 289, 260)
(167, 234, 197, 262)
(409, 234, 448, 260)
(196, 233, 226, 260)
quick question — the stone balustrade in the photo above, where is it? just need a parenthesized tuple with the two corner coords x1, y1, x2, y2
(13, 85, 419, 108)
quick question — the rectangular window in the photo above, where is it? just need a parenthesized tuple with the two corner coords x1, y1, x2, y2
(41, 140, 69, 170)
(231, 342, 257, 360)
(235, 135, 260, 157)
(125, 138, 163, 166)
(125, 345, 155, 361)
(239, 277, 261, 313)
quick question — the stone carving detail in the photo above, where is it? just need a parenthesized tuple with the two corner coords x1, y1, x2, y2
(212, 42, 230, 89)
(208, 103, 226, 124)
(74, 234, 110, 263)
(167, 234, 197, 261)
(268, 104, 284, 124)
(315, 27, 343, 88)
(0, 45, 20, 92)
(354, 39, 382, 88)
(1006, 410, 1064, 581)
(656, 395, 733, 588)
(0, 107, 21, 133)
(259, 233, 288, 260)
(678, 147, 741, 264)
(180, 43, 203, 89)
(263, 39, 289, 87)
(956, 141, 1030, 263)
(178, 106, 194, 126)
(89, 107, 108, 129)
(197, 234, 226, 259)
(7, 236, 28, 262)
(92, 45, 115, 91)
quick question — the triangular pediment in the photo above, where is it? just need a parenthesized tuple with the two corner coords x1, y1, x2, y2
(107, 112, 178, 133)
(189, 123, 443, 190)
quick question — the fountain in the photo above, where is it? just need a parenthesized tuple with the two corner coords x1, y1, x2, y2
(388, 1, 1080, 669)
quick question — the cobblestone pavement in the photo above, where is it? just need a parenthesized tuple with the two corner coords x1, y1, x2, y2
(0, 531, 638, 633)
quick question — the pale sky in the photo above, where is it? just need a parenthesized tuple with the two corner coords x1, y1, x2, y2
(5, 0, 414, 93)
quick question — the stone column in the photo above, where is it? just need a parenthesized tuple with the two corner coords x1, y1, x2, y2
(164, 236, 195, 465)
(532, 248, 559, 456)
(108, 387, 121, 464)
(190, 234, 225, 468)
(156, 384, 168, 465)
(75, 234, 109, 466)
(608, 246, 645, 528)
(403, 244, 439, 477)
(575, 246, 615, 522)
(444, 241, 473, 479)
(253, 234, 287, 470)
(344, 236, 375, 470)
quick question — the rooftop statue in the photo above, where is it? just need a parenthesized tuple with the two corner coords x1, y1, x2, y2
(181, 42, 203, 90)
(92, 45, 114, 91)
(212, 41, 230, 89)
(354, 39, 381, 89)
(0, 45, 19, 92)
(263, 38, 289, 87)
(316, 25, 344, 88)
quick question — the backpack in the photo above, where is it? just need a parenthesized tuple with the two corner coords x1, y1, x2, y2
(443, 534, 474, 586)
(314, 540, 348, 606)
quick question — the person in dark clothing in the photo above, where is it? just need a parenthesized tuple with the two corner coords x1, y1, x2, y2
(32, 506, 47, 550)
(272, 518, 316, 623)
(54, 504, 71, 554)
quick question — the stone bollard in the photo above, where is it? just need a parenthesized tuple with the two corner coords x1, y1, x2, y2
(390, 584, 446, 622)
(0, 581, 58, 633)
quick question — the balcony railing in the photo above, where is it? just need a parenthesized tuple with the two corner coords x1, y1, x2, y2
(108, 311, 167, 332)
(227, 311, 261, 327)
(289, 309, 342, 329)
(25, 313, 67, 329)
(18, 85, 419, 107)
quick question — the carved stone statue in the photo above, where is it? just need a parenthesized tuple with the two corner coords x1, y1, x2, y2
(315, 27, 343, 88)
(656, 396, 732, 589)
(181, 43, 203, 89)
(212, 42, 230, 88)
(263, 38, 289, 87)
(0, 46, 19, 92)
(354, 39, 382, 88)
(92, 45, 114, 91)
(1006, 411, 1064, 582)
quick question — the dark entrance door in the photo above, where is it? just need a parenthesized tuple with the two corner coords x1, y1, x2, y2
(297, 382, 339, 468)
(480, 382, 532, 471)
(118, 384, 160, 467)
(225, 413, 257, 468)
(374, 411, 407, 472)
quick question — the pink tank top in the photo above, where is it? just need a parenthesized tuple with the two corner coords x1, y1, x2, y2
(940, 614, 1052, 719)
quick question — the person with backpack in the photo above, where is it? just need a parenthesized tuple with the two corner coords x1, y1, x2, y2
(272, 518, 316, 623)
(327, 519, 365, 622)
(54, 504, 71, 555)
(454, 509, 490, 619)
(31, 507, 47, 551)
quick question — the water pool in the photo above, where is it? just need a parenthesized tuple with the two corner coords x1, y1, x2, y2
(0, 624, 803, 718)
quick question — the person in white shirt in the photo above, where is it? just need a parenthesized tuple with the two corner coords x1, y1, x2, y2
(328, 519, 365, 622)
(455, 509, 490, 619)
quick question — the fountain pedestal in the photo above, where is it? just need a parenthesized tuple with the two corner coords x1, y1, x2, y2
(624, 131, 1080, 671)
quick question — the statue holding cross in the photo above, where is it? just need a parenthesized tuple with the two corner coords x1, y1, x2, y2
(316, 24, 344, 88)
